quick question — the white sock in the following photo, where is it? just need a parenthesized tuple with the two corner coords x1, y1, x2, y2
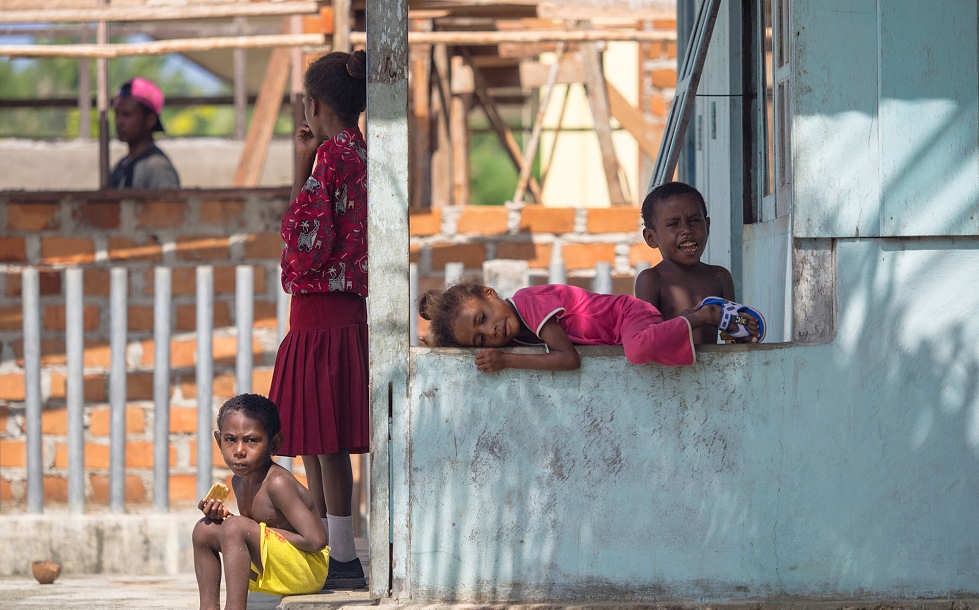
(326, 514, 355, 562)
(321, 517, 330, 544)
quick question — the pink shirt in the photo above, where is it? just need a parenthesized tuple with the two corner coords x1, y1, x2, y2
(508, 284, 639, 345)
(280, 128, 368, 297)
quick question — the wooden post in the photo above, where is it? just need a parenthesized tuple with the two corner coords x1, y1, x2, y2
(290, 15, 304, 160)
(78, 28, 91, 139)
(232, 46, 291, 187)
(333, 0, 350, 52)
(606, 82, 662, 159)
(514, 42, 566, 204)
(430, 43, 451, 207)
(233, 16, 247, 139)
(541, 83, 570, 186)
(582, 40, 629, 206)
(449, 54, 470, 206)
(409, 19, 432, 208)
(96, 3, 109, 188)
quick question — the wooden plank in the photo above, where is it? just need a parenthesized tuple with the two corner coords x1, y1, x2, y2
(430, 43, 452, 207)
(450, 55, 471, 206)
(0, 1, 319, 23)
(581, 41, 628, 206)
(514, 42, 565, 204)
(0, 33, 325, 59)
(96, 7, 108, 189)
(333, 0, 350, 52)
(232, 46, 290, 187)
(518, 55, 586, 88)
(540, 83, 570, 186)
(606, 82, 661, 159)
(410, 19, 433, 208)
(0, 29, 678, 59)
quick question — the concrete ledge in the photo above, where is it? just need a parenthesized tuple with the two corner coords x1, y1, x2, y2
(283, 600, 977, 610)
(0, 511, 198, 577)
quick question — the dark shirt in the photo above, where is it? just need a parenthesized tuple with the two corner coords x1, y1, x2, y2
(109, 144, 180, 189)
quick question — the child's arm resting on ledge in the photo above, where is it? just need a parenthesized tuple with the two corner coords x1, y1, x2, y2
(475, 318, 580, 372)
(266, 474, 327, 553)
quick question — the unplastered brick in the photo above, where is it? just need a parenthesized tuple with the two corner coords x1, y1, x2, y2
(629, 243, 663, 267)
(409, 208, 442, 236)
(41, 237, 95, 264)
(0, 439, 26, 467)
(456, 206, 509, 235)
(4, 269, 61, 297)
(74, 202, 121, 230)
(495, 241, 553, 269)
(89, 473, 146, 503)
(0, 373, 26, 401)
(199, 200, 245, 226)
(518, 206, 576, 234)
(136, 201, 188, 228)
(561, 242, 616, 270)
(89, 406, 146, 436)
(174, 236, 232, 261)
(244, 232, 283, 259)
(107, 237, 163, 263)
(43, 305, 100, 332)
(0, 237, 27, 262)
(429, 242, 486, 270)
(6, 203, 59, 231)
(587, 208, 641, 234)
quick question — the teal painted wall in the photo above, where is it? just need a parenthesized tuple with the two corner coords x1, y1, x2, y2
(792, 0, 978, 237)
(405, 238, 979, 601)
(396, 0, 979, 601)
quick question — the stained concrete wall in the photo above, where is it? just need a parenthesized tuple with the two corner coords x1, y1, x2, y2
(405, 237, 979, 601)
(0, 512, 197, 576)
(0, 138, 295, 191)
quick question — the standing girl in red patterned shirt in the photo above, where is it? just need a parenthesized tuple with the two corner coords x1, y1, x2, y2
(268, 49, 368, 589)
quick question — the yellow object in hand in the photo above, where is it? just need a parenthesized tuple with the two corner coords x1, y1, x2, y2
(204, 482, 230, 503)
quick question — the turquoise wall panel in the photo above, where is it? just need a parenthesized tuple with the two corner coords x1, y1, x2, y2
(406, 238, 979, 601)
(792, 0, 880, 237)
(878, 0, 979, 236)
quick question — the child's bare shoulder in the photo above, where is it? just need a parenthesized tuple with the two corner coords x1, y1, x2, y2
(634, 265, 664, 302)
(703, 263, 733, 281)
(264, 464, 304, 495)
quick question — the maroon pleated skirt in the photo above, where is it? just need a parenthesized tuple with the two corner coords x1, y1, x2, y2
(268, 291, 369, 456)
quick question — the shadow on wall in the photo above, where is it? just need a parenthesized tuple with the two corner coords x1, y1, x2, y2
(403, 48, 979, 599)
(404, 239, 979, 601)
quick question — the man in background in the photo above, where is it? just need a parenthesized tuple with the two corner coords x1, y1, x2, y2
(109, 77, 180, 189)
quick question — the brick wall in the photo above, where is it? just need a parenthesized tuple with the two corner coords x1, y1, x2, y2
(410, 204, 662, 295)
(0, 189, 296, 509)
(0, 190, 662, 510)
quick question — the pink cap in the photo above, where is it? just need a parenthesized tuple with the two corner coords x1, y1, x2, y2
(126, 77, 164, 115)
(116, 77, 166, 132)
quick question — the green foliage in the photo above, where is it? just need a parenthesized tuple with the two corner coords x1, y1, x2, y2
(469, 129, 541, 206)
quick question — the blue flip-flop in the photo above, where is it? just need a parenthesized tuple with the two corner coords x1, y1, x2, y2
(695, 297, 766, 342)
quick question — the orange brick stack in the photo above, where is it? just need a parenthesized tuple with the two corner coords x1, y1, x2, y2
(0, 190, 292, 508)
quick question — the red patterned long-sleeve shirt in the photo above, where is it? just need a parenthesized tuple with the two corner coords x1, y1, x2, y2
(280, 128, 368, 297)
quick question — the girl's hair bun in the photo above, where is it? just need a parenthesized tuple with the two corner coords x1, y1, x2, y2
(418, 289, 440, 321)
(346, 50, 367, 80)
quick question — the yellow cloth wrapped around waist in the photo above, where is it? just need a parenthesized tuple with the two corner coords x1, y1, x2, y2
(249, 522, 330, 596)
